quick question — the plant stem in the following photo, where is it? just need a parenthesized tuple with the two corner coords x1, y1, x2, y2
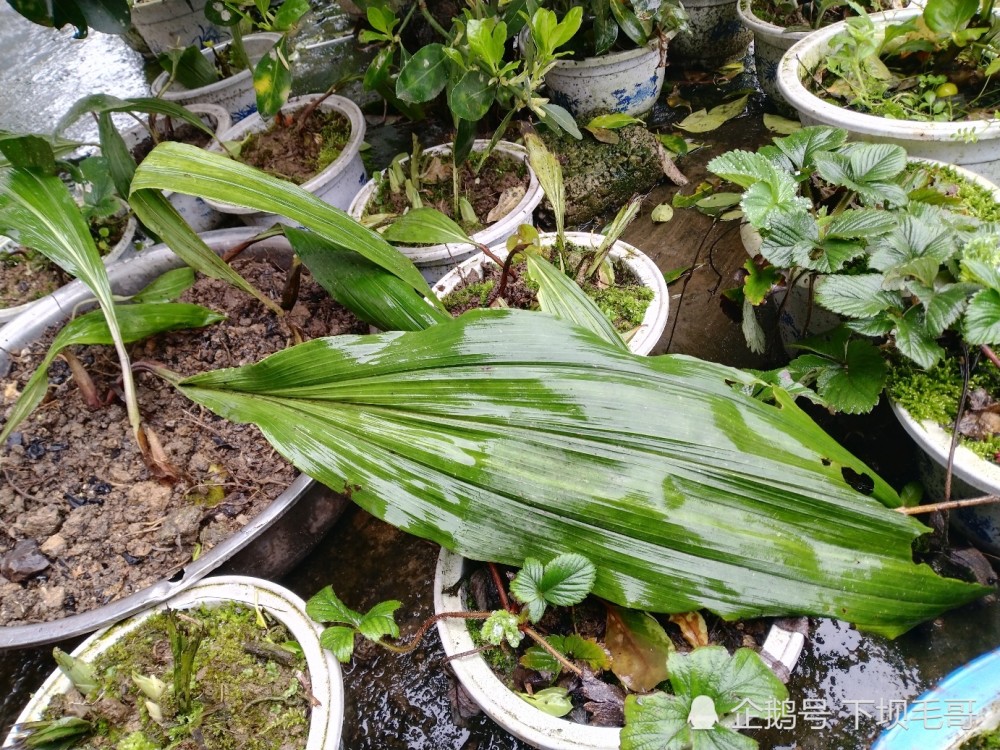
(896, 495, 1000, 515)
(376, 611, 493, 655)
(417, 0, 450, 40)
(488, 563, 512, 611)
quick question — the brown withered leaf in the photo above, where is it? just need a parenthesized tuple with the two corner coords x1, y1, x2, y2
(586, 126, 620, 144)
(421, 156, 451, 183)
(581, 667, 625, 727)
(669, 611, 709, 648)
(486, 185, 526, 223)
(605, 605, 675, 692)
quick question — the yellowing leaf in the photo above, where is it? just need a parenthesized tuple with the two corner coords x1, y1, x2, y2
(763, 113, 802, 135)
(606, 605, 675, 692)
(651, 203, 674, 223)
(586, 126, 621, 144)
(676, 95, 749, 133)
(669, 611, 709, 648)
(586, 113, 645, 129)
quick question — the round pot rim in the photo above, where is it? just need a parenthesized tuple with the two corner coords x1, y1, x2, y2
(518, 25, 676, 71)
(890, 401, 1000, 496)
(777, 8, 1000, 140)
(736, 0, 808, 40)
(0, 227, 318, 648)
(1, 576, 344, 750)
(872, 644, 1000, 749)
(433, 231, 669, 356)
(151, 33, 281, 99)
(433, 547, 806, 750)
(203, 93, 366, 216)
(349, 140, 543, 266)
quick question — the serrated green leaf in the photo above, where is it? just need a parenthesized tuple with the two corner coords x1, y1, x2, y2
(918, 282, 977, 337)
(824, 209, 896, 240)
(319, 626, 356, 663)
(740, 172, 806, 230)
(537, 553, 597, 606)
(622, 692, 692, 750)
(558, 633, 610, 670)
(815, 274, 899, 318)
(894, 307, 945, 369)
(742, 260, 781, 305)
(759, 208, 819, 268)
(814, 340, 887, 414)
(357, 600, 402, 642)
(520, 645, 562, 674)
(518, 686, 573, 717)
(306, 586, 363, 627)
(771, 126, 848, 171)
(707, 150, 777, 189)
(963, 289, 1000, 345)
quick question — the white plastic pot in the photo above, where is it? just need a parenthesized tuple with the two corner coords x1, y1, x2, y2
(518, 29, 672, 118)
(777, 8, 1000, 183)
(350, 140, 543, 284)
(736, 0, 806, 111)
(204, 93, 366, 226)
(433, 231, 670, 356)
(130, 0, 226, 57)
(123, 103, 232, 232)
(434, 549, 806, 750)
(0, 576, 344, 750)
(0, 215, 137, 327)
(150, 33, 281, 123)
(668, 0, 752, 67)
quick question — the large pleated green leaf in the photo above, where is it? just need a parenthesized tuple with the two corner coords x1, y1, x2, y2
(130, 142, 441, 308)
(167, 310, 987, 637)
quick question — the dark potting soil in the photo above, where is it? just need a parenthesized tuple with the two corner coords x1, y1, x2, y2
(0, 251, 67, 309)
(366, 149, 530, 234)
(0, 260, 367, 627)
(240, 107, 351, 185)
(749, 0, 896, 29)
(130, 121, 215, 164)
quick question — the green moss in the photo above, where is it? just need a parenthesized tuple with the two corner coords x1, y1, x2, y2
(888, 357, 1000, 463)
(42, 602, 309, 750)
(442, 279, 495, 310)
(905, 162, 1000, 222)
(589, 284, 654, 331)
(313, 115, 352, 173)
(962, 728, 1000, 749)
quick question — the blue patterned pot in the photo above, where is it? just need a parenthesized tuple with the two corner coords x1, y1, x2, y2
(736, 0, 805, 112)
(669, 0, 752, 67)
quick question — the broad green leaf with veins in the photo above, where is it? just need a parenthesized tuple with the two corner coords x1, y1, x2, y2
(510, 553, 597, 623)
(166, 311, 987, 636)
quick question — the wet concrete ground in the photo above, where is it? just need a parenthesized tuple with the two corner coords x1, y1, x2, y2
(1, 7, 1000, 750)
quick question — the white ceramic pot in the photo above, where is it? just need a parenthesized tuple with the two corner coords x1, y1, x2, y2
(0, 576, 344, 750)
(350, 140, 543, 284)
(518, 29, 672, 118)
(0, 215, 137, 327)
(150, 33, 281, 123)
(123, 103, 232, 232)
(131, 0, 227, 57)
(872, 645, 1000, 750)
(669, 0, 752, 67)
(434, 548, 806, 750)
(777, 8, 1000, 183)
(736, 0, 806, 111)
(891, 403, 1000, 555)
(433, 231, 670, 356)
(203, 93, 366, 226)
(0, 228, 350, 648)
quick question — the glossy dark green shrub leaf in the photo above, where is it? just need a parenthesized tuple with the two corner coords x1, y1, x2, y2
(395, 44, 449, 103)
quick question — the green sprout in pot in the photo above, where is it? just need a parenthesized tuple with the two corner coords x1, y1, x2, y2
(809, 0, 1000, 121)
(156, 0, 309, 118)
(749, 0, 899, 32)
(360, 4, 584, 228)
(308, 554, 787, 750)
(540, 0, 689, 58)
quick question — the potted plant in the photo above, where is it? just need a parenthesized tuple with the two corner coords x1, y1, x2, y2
(872, 644, 1000, 749)
(303, 548, 801, 750)
(130, 135, 993, 642)
(521, 0, 689, 118)
(776, 2, 1000, 181)
(736, 0, 901, 111)
(348, 6, 581, 280)
(1, 575, 344, 750)
(707, 125, 1000, 548)
(0, 139, 441, 647)
(668, 0, 752, 68)
(430, 133, 670, 355)
(130, 0, 226, 58)
(204, 91, 367, 225)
